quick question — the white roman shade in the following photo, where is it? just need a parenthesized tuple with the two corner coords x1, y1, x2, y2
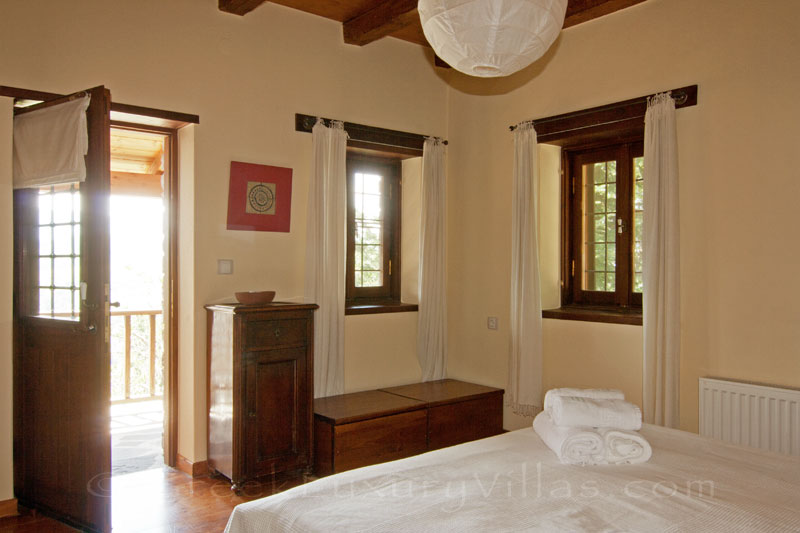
(13, 95, 90, 189)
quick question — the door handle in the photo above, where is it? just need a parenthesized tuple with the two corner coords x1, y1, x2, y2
(109, 302, 121, 308)
(72, 323, 97, 334)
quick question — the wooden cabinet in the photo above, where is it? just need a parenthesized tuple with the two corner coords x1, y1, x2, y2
(382, 380, 504, 451)
(206, 302, 317, 489)
(314, 380, 504, 476)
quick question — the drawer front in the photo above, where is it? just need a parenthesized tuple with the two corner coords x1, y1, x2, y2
(333, 410, 427, 473)
(243, 318, 307, 351)
(428, 393, 503, 450)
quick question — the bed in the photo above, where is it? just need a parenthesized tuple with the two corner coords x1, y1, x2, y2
(225, 425, 800, 532)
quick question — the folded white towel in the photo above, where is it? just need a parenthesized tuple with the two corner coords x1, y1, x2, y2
(533, 411, 606, 465)
(543, 388, 625, 412)
(598, 428, 652, 464)
(549, 396, 642, 431)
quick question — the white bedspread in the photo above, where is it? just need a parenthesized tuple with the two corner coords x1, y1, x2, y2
(225, 425, 800, 532)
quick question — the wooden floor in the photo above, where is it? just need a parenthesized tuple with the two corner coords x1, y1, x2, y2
(0, 467, 312, 532)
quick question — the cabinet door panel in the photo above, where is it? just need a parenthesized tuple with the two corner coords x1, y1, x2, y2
(245, 347, 310, 476)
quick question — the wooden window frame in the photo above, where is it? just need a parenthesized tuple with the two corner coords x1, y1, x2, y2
(564, 140, 643, 310)
(519, 85, 698, 325)
(346, 153, 402, 305)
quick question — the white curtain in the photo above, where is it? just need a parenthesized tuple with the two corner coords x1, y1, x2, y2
(13, 95, 90, 189)
(305, 119, 347, 398)
(507, 122, 544, 417)
(417, 137, 447, 381)
(642, 93, 681, 428)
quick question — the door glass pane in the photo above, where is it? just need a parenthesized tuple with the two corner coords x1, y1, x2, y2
(633, 156, 644, 293)
(582, 160, 617, 292)
(353, 172, 383, 287)
(36, 184, 81, 320)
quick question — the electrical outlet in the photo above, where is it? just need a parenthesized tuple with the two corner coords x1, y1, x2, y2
(217, 259, 234, 275)
(487, 316, 498, 330)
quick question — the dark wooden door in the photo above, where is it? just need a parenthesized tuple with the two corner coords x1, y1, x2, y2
(244, 347, 311, 477)
(13, 86, 112, 532)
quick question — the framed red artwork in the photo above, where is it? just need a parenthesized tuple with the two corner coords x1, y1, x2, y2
(226, 161, 292, 232)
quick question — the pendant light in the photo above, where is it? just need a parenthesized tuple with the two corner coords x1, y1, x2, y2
(418, 0, 568, 78)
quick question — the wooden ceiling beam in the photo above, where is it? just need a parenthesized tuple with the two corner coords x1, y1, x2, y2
(218, 0, 268, 16)
(343, 0, 419, 46)
(564, 0, 647, 29)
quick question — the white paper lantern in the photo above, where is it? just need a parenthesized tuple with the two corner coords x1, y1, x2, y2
(418, 0, 568, 78)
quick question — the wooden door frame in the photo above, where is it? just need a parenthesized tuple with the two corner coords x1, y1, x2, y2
(2, 85, 197, 469)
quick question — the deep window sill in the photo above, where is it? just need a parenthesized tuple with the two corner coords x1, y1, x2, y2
(345, 300, 418, 316)
(542, 305, 642, 326)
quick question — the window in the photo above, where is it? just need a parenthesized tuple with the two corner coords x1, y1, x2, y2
(346, 154, 401, 304)
(565, 141, 643, 310)
(35, 183, 82, 319)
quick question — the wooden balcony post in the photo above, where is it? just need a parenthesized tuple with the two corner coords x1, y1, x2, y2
(124, 315, 132, 400)
(149, 314, 157, 397)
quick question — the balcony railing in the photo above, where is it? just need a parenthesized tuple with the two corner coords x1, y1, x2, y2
(111, 309, 163, 404)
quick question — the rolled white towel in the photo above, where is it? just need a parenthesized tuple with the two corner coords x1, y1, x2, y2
(533, 411, 606, 465)
(598, 428, 652, 464)
(543, 388, 625, 412)
(549, 396, 642, 431)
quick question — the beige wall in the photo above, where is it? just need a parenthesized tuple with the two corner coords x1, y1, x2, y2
(0, 0, 447, 464)
(445, 0, 800, 432)
(0, 99, 13, 501)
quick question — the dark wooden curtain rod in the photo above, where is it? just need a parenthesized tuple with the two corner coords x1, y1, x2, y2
(295, 113, 447, 153)
(509, 84, 698, 134)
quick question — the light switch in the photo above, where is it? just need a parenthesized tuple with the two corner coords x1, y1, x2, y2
(487, 316, 498, 330)
(217, 259, 234, 275)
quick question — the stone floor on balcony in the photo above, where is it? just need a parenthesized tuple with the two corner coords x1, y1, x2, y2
(111, 399, 164, 476)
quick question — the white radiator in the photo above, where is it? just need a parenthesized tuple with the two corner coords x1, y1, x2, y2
(699, 377, 800, 456)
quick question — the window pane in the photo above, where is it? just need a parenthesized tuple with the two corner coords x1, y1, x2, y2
(352, 170, 385, 289)
(34, 184, 80, 320)
(39, 258, 52, 287)
(39, 226, 52, 256)
(360, 222, 381, 245)
(606, 243, 616, 273)
(362, 194, 381, 220)
(582, 159, 616, 293)
(53, 289, 72, 315)
(361, 271, 381, 287)
(362, 173, 382, 194)
(52, 192, 73, 224)
(72, 189, 81, 223)
(634, 273, 643, 293)
(362, 245, 381, 271)
(607, 183, 616, 212)
(54, 257, 72, 287)
(593, 273, 606, 292)
(53, 224, 73, 255)
(39, 192, 52, 225)
(633, 155, 644, 293)
(39, 289, 52, 315)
